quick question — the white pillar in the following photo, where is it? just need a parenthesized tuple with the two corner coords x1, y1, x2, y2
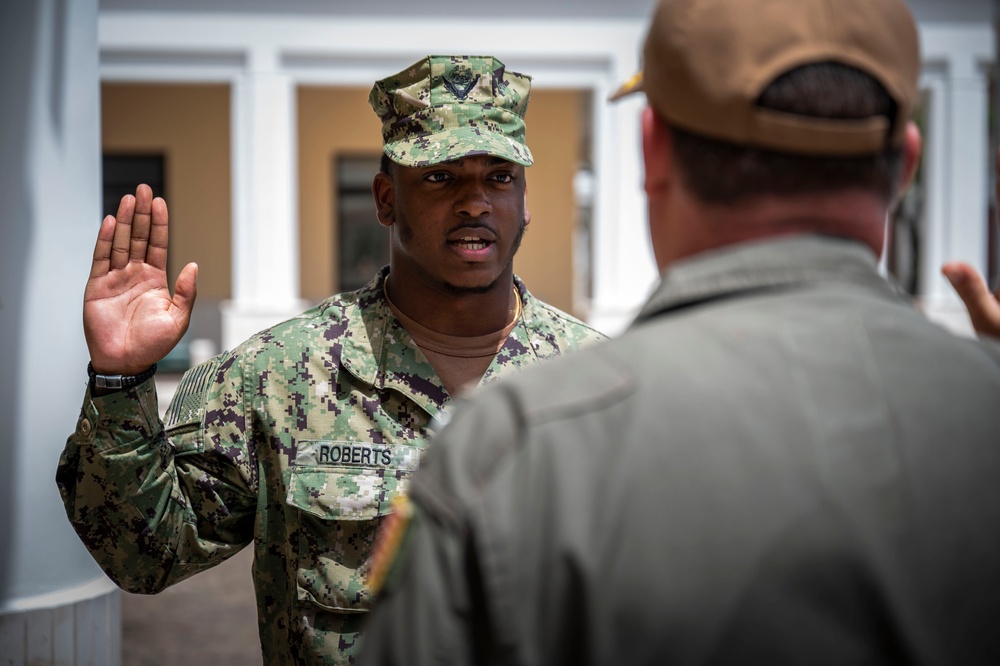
(0, 0, 121, 663)
(223, 46, 309, 351)
(589, 40, 659, 336)
(917, 23, 994, 335)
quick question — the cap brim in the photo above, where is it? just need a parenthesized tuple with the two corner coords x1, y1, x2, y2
(384, 126, 533, 167)
(608, 71, 645, 102)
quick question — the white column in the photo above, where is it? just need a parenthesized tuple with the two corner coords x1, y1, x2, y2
(0, 0, 121, 663)
(222, 46, 309, 351)
(917, 23, 994, 336)
(589, 41, 659, 336)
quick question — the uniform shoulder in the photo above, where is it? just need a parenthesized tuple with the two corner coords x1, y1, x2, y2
(970, 334, 1000, 364)
(230, 280, 382, 356)
(503, 342, 634, 422)
(411, 343, 635, 520)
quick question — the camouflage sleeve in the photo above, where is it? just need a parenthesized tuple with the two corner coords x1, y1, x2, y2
(56, 354, 256, 594)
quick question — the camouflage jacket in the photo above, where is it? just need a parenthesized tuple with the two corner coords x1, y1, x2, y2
(56, 268, 604, 665)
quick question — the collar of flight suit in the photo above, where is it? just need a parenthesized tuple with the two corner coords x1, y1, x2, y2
(634, 234, 909, 325)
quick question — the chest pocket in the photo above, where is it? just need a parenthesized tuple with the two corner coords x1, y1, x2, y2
(286, 441, 423, 613)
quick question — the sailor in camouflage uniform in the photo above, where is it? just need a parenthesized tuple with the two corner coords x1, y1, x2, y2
(56, 55, 604, 665)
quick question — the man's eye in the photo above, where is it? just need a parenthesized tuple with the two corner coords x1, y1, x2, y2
(425, 173, 450, 183)
(492, 173, 514, 184)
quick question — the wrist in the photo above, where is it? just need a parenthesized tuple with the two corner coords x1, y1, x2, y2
(87, 362, 157, 392)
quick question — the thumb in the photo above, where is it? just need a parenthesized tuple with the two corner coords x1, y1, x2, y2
(173, 262, 199, 318)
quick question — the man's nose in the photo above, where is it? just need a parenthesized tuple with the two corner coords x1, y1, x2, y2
(454, 180, 491, 217)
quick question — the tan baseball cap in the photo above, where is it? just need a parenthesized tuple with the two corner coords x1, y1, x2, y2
(611, 0, 920, 156)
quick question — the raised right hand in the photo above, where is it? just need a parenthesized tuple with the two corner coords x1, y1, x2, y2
(942, 261, 1000, 340)
(84, 184, 198, 375)
(939, 145, 1000, 341)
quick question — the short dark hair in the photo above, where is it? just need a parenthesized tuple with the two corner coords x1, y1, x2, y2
(379, 153, 393, 175)
(669, 63, 906, 205)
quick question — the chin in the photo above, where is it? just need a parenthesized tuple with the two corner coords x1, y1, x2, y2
(442, 280, 497, 296)
(435, 259, 515, 296)
(440, 271, 506, 296)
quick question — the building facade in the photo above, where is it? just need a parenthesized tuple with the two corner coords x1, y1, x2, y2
(1, 0, 996, 663)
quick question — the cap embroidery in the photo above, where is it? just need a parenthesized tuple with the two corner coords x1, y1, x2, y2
(369, 55, 534, 167)
(443, 67, 479, 100)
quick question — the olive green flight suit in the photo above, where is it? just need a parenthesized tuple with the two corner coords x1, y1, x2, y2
(361, 236, 1000, 666)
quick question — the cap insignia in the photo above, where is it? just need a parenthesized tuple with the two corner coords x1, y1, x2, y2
(443, 67, 479, 100)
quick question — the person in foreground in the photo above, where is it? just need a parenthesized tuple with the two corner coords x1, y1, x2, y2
(359, 2, 1000, 664)
(55, 55, 604, 665)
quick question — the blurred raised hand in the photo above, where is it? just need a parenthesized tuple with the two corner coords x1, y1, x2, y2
(942, 261, 1000, 339)
(84, 184, 198, 375)
(940, 146, 1000, 339)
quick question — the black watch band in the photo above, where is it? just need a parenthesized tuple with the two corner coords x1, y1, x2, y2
(87, 362, 158, 390)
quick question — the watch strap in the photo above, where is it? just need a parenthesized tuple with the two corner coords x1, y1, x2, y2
(88, 362, 158, 390)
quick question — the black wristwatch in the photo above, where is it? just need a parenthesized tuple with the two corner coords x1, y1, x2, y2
(87, 362, 157, 390)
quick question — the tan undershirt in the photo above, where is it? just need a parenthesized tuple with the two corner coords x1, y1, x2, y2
(384, 281, 522, 398)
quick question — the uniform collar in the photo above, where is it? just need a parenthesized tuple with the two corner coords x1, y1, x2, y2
(480, 276, 543, 383)
(635, 235, 907, 324)
(338, 267, 448, 416)
(337, 268, 551, 415)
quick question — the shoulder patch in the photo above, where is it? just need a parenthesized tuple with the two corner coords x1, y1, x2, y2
(163, 356, 223, 428)
(368, 494, 414, 596)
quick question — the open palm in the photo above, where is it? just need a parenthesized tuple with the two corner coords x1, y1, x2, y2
(84, 184, 198, 376)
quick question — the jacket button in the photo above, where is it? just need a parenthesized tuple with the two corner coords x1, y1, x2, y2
(79, 418, 92, 436)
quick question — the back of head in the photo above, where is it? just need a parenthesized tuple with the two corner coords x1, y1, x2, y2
(613, 0, 920, 205)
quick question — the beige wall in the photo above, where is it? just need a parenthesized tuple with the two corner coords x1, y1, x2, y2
(101, 83, 232, 300)
(517, 89, 584, 315)
(298, 86, 384, 301)
(297, 86, 584, 316)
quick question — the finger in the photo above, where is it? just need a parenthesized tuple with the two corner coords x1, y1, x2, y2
(146, 196, 169, 271)
(129, 184, 153, 263)
(110, 192, 136, 270)
(941, 262, 1000, 335)
(172, 262, 199, 324)
(90, 215, 116, 279)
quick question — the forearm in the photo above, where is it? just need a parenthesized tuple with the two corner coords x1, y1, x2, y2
(56, 378, 252, 593)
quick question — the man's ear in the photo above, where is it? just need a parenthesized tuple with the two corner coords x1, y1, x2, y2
(898, 120, 923, 195)
(372, 171, 395, 227)
(641, 105, 675, 196)
(523, 182, 531, 228)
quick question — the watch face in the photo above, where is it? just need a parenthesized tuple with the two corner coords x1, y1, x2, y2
(102, 376, 125, 389)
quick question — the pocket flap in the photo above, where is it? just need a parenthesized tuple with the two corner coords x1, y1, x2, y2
(287, 467, 408, 521)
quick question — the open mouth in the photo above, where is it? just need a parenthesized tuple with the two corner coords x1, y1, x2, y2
(451, 236, 492, 251)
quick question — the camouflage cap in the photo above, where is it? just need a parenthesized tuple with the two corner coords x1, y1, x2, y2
(369, 55, 533, 167)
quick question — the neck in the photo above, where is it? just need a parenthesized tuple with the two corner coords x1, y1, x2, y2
(384, 271, 519, 336)
(653, 187, 889, 271)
